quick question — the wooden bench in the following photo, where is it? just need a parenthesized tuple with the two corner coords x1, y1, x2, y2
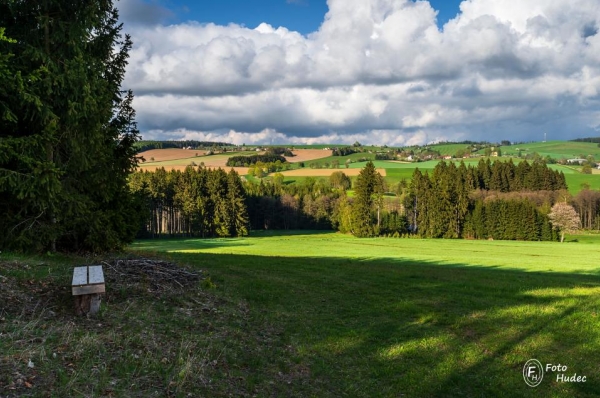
(72, 265, 105, 316)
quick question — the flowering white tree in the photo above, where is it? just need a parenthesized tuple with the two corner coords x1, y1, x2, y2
(548, 203, 581, 243)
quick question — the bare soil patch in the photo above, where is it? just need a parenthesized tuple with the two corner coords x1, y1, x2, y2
(286, 149, 333, 163)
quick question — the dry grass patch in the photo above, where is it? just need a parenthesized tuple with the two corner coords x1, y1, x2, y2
(0, 255, 304, 397)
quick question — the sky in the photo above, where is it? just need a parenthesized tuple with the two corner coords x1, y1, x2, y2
(117, 0, 600, 146)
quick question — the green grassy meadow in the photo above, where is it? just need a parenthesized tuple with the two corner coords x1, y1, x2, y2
(3, 232, 600, 396)
(503, 141, 600, 160)
(425, 143, 473, 155)
(127, 232, 600, 397)
(563, 174, 600, 193)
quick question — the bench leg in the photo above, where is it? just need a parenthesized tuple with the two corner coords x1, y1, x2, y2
(90, 294, 101, 315)
(74, 294, 102, 316)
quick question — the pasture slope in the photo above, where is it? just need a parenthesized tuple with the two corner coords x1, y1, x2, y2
(130, 231, 600, 397)
(503, 141, 600, 160)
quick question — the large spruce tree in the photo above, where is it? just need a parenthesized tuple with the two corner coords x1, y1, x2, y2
(0, 1, 141, 252)
(227, 169, 249, 237)
(351, 161, 382, 237)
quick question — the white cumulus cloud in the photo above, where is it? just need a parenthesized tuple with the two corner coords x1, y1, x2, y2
(120, 0, 600, 145)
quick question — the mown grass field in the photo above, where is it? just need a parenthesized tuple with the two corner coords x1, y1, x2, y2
(130, 232, 600, 397)
(2, 232, 600, 396)
(425, 143, 473, 156)
(503, 141, 600, 160)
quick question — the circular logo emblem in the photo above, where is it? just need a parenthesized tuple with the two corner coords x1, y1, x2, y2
(523, 359, 544, 387)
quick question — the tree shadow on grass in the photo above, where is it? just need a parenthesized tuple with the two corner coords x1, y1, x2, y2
(248, 229, 333, 238)
(159, 250, 600, 397)
(131, 237, 250, 252)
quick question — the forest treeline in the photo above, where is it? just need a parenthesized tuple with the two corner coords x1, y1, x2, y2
(129, 168, 249, 238)
(332, 147, 358, 156)
(128, 158, 594, 242)
(226, 154, 287, 167)
(129, 166, 355, 236)
(570, 137, 600, 144)
(403, 160, 564, 240)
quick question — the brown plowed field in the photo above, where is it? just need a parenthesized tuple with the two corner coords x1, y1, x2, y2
(138, 148, 206, 162)
(280, 168, 387, 177)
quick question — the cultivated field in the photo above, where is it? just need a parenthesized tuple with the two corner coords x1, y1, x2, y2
(136, 148, 332, 173)
(137, 150, 257, 174)
(285, 149, 333, 162)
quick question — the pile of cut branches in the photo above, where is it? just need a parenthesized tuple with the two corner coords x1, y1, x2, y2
(102, 258, 202, 294)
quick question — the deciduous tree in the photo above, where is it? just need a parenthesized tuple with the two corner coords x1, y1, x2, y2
(329, 171, 351, 191)
(548, 202, 581, 242)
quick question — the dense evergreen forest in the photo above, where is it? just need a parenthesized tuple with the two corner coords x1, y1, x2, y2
(129, 167, 346, 236)
(404, 160, 566, 240)
(129, 158, 589, 242)
(0, 1, 142, 252)
(129, 168, 248, 238)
